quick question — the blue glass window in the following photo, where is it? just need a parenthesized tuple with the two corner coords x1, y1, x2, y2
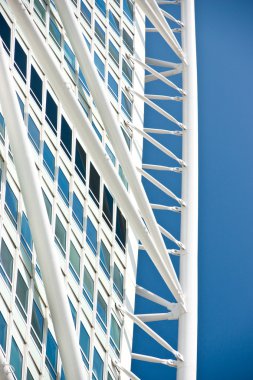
(109, 11, 120, 35)
(0, 112, 5, 142)
(95, 0, 106, 16)
(103, 185, 113, 228)
(83, 267, 94, 309)
(60, 116, 72, 158)
(69, 242, 80, 282)
(108, 73, 118, 100)
(123, 28, 133, 53)
(58, 168, 69, 206)
(92, 122, 102, 141)
(43, 142, 55, 180)
(92, 348, 104, 380)
(31, 300, 44, 351)
(95, 21, 106, 46)
(109, 40, 119, 66)
(64, 41, 76, 73)
(15, 271, 28, 321)
(121, 91, 132, 120)
(105, 144, 116, 166)
(110, 315, 121, 357)
(42, 190, 52, 223)
(79, 323, 90, 368)
(14, 39, 27, 81)
(28, 115, 40, 153)
(17, 95, 25, 119)
(0, 311, 7, 352)
(122, 58, 133, 85)
(100, 241, 110, 278)
(89, 163, 100, 206)
(49, 17, 61, 47)
(123, 0, 134, 22)
(27, 369, 35, 380)
(69, 298, 77, 326)
(5, 181, 18, 228)
(113, 263, 124, 301)
(46, 91, 58, 134)
(75, 139, 86, 183)
(34, 0, 46, 24)
(116, 207, 126, 250)
(96, 292, 107, 333)
(119, 164, 128, 189)
(94, 52, 105, 79)
(81, 1, 91, 25)
(0, 239, 13, 289)
(10, 338, 23, 380)
(46, 330, 58, 380)
(55, 215, 66, 255)
(0, 13, 11, 52)
(72, 193, 84, 230)
(86, 217, 97, 255)
(30, 65, 43, 108)
(21, 213, 33, 259)
(79, 68, 90, 95)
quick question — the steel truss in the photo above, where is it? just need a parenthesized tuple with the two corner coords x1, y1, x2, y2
(0, 0, 198, 379)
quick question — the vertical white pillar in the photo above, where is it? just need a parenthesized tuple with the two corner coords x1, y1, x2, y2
(177, 0, 198, 379)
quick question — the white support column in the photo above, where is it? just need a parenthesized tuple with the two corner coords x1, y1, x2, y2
(0, 43, 86, 380)
(177, 0, 198, 379)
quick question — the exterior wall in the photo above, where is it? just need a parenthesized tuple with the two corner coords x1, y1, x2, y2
(0, 1, 145, 379)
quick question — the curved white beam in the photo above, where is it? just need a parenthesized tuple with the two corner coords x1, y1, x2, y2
(0, 42, 86, 380)
(52, 0, 184, 300)
(177, 0, 199, 379)
(7, 0, 183, 303)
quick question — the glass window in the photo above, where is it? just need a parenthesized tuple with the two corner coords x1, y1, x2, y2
(79, 68, 90, 94)
(123, 28, 133, 54)
(49, 17, 61, 47)
(46, 330, 58, 380)
(5, 181, 18, 228)
(34, 0, 46, 24)
(100, 241, 110, 278)
(96, 292, 107, 332)
(75, 139, 86, 183)
(43, 142, 55, 180)
(116, 207, 126, 250)
(122, 58, 133, 85)
(0, 239, 13, 289)
(119, 164, 128, 189)
(30, 65, 43, 107)
(105, 144, 116, 166)
(0, 12, 11, 52)
(72, 193, 84, 230)
(42, 190, 52, 223)
(10, 338, 23, 380)
(15, 271, 29, 320)
(109, 40, 119, 66)
(121, 125, 131, 149)
(121, 91, 132, 120)
(95, 0, 106, 16)
(27, 369, 35, 380)
(123, 0, 134, 22)
(21, 213, 33, 258)
(55, 215, 66, 255)
(89, 163, 100, 206)
(46, 91, 58, 134)
(86, 217, 97, 255)
(14, 39, 27, 81)
(92, 122, 102, 141)
(69, 241, 80, 282)
(31, 300, 44, 350)
(108, 73, 118, 100)
(58, 168, 69, 206)
(81, 1, 91, 25)
(109, 11, 120, 35)
(103, 185, 113, 228)
(79, 322, 90, 368)
(64, 41, 76, 73)
(69, 298, 77, 326)
(0, 112, 5, 142)
(94, 52, 105, 79)
(0, 311, 7, 352)
(110, 315, 121, 357)
(92, 348, 104, 380)
(113, 263, 124, 301)
(83, 267, 94, 309)
(60, 116, 72, 158)
(95, 21, 106, 46)
(28, 115, 40, 153)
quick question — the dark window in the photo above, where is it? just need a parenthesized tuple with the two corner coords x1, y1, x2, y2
(31, 300, 44, 351)
(113, 263, 124, 301)
(95, 21, 106, 46)
(121, 91, 132, 120)
(108, 73, 118, 99)
(69, 242, 80, 282)
(46, 330, 58, 380)
(92, 348, 104, 380)
(96, 292, 107, 333)
(86, 217, 97, 255)
(5, 181, 18, 228)
(0, 239, 13, 289)
(0, 112, 5, 142)
(46, 91, 58, 134)
(27, 369, 35, 380)
(15, 270, 29, 321)
(122, 58, 133, 85)
(75, 139, 86, 183)
(42, 190, 52, 223)
(110, 315, 121, 357)
(94, 52, 105, 79)
(58, 168, 69, 206)
(30, 65, 43, 107)
(89, 163, 100, 206)
(83, 267, 94, 309)
(123, 0, 134, 22)
(81, 1, 91, 25)
(21, 213, 33, 259)
(43, 142, 55, 180)
(72, 193, 84, 230)
(100, 241, 110, 278)
(79, 322, 90, 368)
(116, 207, 126, 250)
(60, 116, 72, 158)
(28, 115, 40, 153)
(0, 311, 7, 352)
(14, 39, 27, 81)
(103, 185, 113, 228)
(109, 40, 119, 66)
(55, 215, 66, 255)
(123, 28, 133, 54)
(10, 338, 23, 380)
(0, 13, 11, 52)
(95, 0, 106, 16)
(109, 10, 120, 35)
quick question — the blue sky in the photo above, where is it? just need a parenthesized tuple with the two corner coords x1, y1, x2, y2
(133, 0, 253, 379)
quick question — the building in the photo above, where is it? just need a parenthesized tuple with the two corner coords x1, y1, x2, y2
(0, 1, 198, 380)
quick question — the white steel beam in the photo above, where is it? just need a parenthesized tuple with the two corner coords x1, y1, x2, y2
(177, 0, 198, 379)
(7, 0, 184, 303)
(136, 285, 176, 310)
(132, 353, 177, 368)
(52, 0, 184, 300)
(0, 42, 86, 380)
(0, 350, 15, 380)
(112, 359, 140, 380)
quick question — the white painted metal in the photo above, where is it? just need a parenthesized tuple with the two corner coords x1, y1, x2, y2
(0, 350, 15, 380)
(132, 353, 177, 367)
(0, 42, 86, 380)
(135, 285, 176, 310)
(6, 0, 183, 303)
(177, 0, 199, 379)
(112, 359, 141, 380)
